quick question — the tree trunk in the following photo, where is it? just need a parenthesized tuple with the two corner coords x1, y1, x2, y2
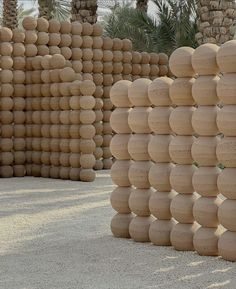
(196, 0, 236, 45)
(3, 0, 18, 29)
(71, 0, 98, 24)
(136, 0, 148, 12)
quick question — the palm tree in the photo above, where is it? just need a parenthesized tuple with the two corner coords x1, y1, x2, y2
(103, 0, 198, 55)
(196, 0, 236, 45)
(3, 0, 18, 29)
(71, 0, 98, 23)
(38, 0, 71, 20)
(136, 0, 148, 12)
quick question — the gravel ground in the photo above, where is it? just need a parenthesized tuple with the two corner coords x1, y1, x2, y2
(0, 171, 236, 289)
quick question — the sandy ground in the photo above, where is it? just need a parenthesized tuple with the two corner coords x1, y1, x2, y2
(0, 171, 236, 289)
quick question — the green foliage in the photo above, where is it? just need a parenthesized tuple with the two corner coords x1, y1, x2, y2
(102, 0, 198, 55)
(37, 0, 71, 21)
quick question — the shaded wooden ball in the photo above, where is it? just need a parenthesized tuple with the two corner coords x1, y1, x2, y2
(170, 165, 197, 194)
(218, 230, 236, 261)
(80, 139, 95, 154)
(169, 77, 195, 106)
(129, 188, 153, 216)
(128, 78, 152, 107)
(217, 168, 236, 200)
(149, 219, 176, 246)
(41, 166, 51, 178)
(148, 77, 173, 106)
(169, 107, 194, 135)
(1, 56, 13, 69)
(103, 159, 113, 170)
(111, 160, 132, 186)
(129, 216, 154, 242)
(49, 19, 61, 33)
(1, 152, 14, 165)
(110, 187, 131, 214)
(50, 166, 60, 179)
(148, 107, 172, 134)
(69, 168, 80, 181)
(128, 107, 152, 134)
(192, 167, 220, 197)
(50, 54, 66, 69)
(110, 108, 131, 134)
(0, 27, 13, 41)
(80, 169, 95, 182)
(80, 154, 96, 169)
(218, 199, 236, 231)
(128, 134, 151, 161)
(0, 42, 13, 56)
(71, 21, 82, 35)
(110, 80, 132, 108)
(110, 134, 130, 160)
(22, 16, 37, 30)
(59, 67, 75, 82)
(111, 213, 133, 238)
(217, 74, 236, 105)
(148, 135, 172, 163)
(94, 159, 103, 170)
(217, 105, 236, 136)
(37, 17, 49, 32)
(169, 136, 194, 165)
(59, 167, 70, 180)
(169, 47, 195, 77)
(12, 28, 24, 43)
(216, 40, 236, 73)
(216, 137, 236, 167)
(193, 227, 221, 256)
(149, 163, 173, 192)
(0, 166, 13, 178)
(80, 80, 96, 95)
(128, 161, 152, 189)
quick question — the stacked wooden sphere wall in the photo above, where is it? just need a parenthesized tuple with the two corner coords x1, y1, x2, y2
(168, 47, 199, 251)
(217, 40, 236, 261)
(191, 44, 222, 256)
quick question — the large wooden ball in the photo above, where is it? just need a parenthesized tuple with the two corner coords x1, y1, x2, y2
(110, 108, 131, 134)
(149, 219, 176, 246)
(148, 107, 172, 134)
(128, 134, 151, 161)
(80, 169, 95, 182)
(111, 160, 132, 187)
(169, 107, 194, 135)
(79, 124, 96, 139)
(192, 167, 220, 197)
(217, 74, 236, 105)
(80, 154, 96, 169)
(50, 166, 60, 179)
(148, 77, 173, 106)
(149, 190, 177, 220)
(110, 187, 131, 214)
(129, 216, 154, 242)
(80, 139, 95, 154)
(193, 227, 221, 256)
(218, 230, 236, 261)
(149, 163, 173, 192)
(22, 16, 37, 30)
(37, 17, 49, 32)
(128, 107, 152, 134)
(129, 188, 153, 216)
(217, 105, 236, 136)
(111, 213, 133, 238)
(128, 161, 152, 189)
(148, 135, 172, 163)
(218, 199, 236, 231)
(0, 166, 13, 178)
(110, 80, 132, 108)
(170, 78, 195, 106)
(218, 168, 236, 199)
(110, 134, 130, 160)
(170, 165, 197, 194)
(216, 40, 236, 73)
(128, 78, 152, 106)
(0, 27, 12, 41)
(216, 137, 236, 167)
(169, 47, 195, 77)
(50, 54, 66, 69)
(169, 136, 194, 165)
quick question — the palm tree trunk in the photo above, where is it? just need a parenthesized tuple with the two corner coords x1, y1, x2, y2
(196, 0, 236, 45)
(71, 0, 98, 24)
(136, 0, 148, 12)
(3, 0, 18, 29)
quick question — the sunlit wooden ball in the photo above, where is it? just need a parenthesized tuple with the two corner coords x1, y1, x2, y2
(216, 40, 236, 73)
(40, 55, 51, 70)
(59, 167, 70, 180)
(169, 77, 195, 106)
(128, 161, 152, 189)
(216, 137, 236, 167)
(13, 70, 25, 84)
(103, 98, 113, 111)
(24, 30, 37, 44)
(60, 139, 70, 153)
(148, 77, 172, 106)
(59, 20, 71, 34)
(170, 165, 197, 194)
(69, 168, 80, 181)
(217, 74, 236, 105)
(103, 110, 111, 123)
(149, 163, 174, 192)
(127, 134, 151, 161)
(94, 147, 103, 159)
(122, 38, 132, 51)
(128, 107, 151, 134)
(37, 17, 49, 32)
(218, 199, 236, 231)
(148, 135, 172, 163)
(128, 78, 151, 107)
(111, 160, 132, 186)
(149, 52, 159, 65)
(80, 169, 95, 182)
(80, 154, 96, 169)
(59, 125, 70, 139)
(193, 167, 220, 197)
(93, 135, 103, 147)
(59, 153, 70, 167)
(91, 23, 102, 36)
(148, 107, 172, 134)
(111, 213, 133, 238)
(1, 83, 14, 97)
(60, 46, 72, 60)
(69, 139, 80, 153)
(129, 188, 153, 216)
(80, 139, 96, 154)
(110, 187, 131, 214)
(110, 108, 131, 134)
(12, 28, 24, 43)
(169, 107, 194, 136)
(0, 27, 13, 42)
(22, 16, 37, 30)
(150, 65, 159, 77)
(71, 21, 82, 35)
(0, 166, 13, 178)
(132, 64, 141, 76)
(0, 42, 13, 56)
(49, 45, 61, 55)
(1, 56, 13, 69)
(59, 67, 75, 82)
(110, 80, 132, 107)
(158, 52, 168, 65)
(40, 166, 50, 178)
(217, 105, 236, 136)
(71, 35, 83, 49)
(0, 69, 13, 83)
(25, 44, 37, 57)
(79, 110, 96, 125)
(41, 152, 51, 165)
(169, 136, 194, 165)
(159, 65, 169, 76)
(149, 219, 176, 246)
(169, 47, 195, 77)
(69, 154, 80, 168)
(218, 230, 236, 261)
(193, 196, 221, 227)
(12, 43, 25, 57)
(79, 80, 96, 96)
(218, 168, 236, 200)
(81, 22, 93, 35)
(110, 134, 130, 160)
(37, 44, 49, 56)
(48, 19, 61, 33)
(129, 216, 154, 242)
(95, 110, 103, 123)
(49, 54, 66, 69)
(79, 124, 96, 139)
(93, 158, 102, 169)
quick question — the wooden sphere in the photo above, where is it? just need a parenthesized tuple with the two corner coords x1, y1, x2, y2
(69, 154, 80, 168)
(94, 147, 103, 159)
(170, 165, 197, 194)
(149, 219, 176, 246)
(71, 21, 82, 35)
(79, 80, 96, 96)
(49, 33, 61, 46)
(59, 152, 70, 167)
(148, 163, 173, 192)
(1, 111, 13, 124)
(148, 107, 172, 134)
(159, 65, 168, 76)
(49, 45, 61, 55)
(50, 166, 60, 179)
(69, 168, 80, 181)
(50, 54, 66, 69)
(110, 80, 132, 108)
(22, 16, 37, 30)
(129, 216, 154, 242)
(111, 160, 132, 186)
(216, 40, 236, 73)
(193, 167, 220, 197)
(122, 38, 132, 51)
(1, 152, 14, 165)
(110, 134, 130, 160)
(69, 139, 80, 153)
(80, 154, 96, 169)
(13, 57, 26, 70)
(169, 47, 195, 77)
(79, 124, 95, 139)
(128, 78, 151, 107)
(25, 44, 37, 57)
(110, 108, 131, 134)
(80, 169, 95, 182)
(94, 135, 103, 147)
(193, 227, 220, 256)
(81, 22, 93, 36)
(60, 139, 70, 153)
(1, 125, 13, 138)
(59, 167, 70, 180)
(12, 28, 24, 43)
(128, 107, 151, 134)
(0, 166, 13, 178)
(80, 110, 96, 124)
(169, 136, 194, 165)
(103, 122, 112, 134)
(41, 166, 51, 178)
(60, 20, 71, 34)
(169, 107, 194, 135)
(1, 138, 13, 152)
(12, 43, 25, 57)
(59, 67, 75, 82)
(13, 70, 25, 84)
(148, 135, 172, 163)
(216, 137, 236, 167)
(1, 97, 13, 111)
(13, 165, 25, 177)
(218, 199, 236, 231)
(129, 188, 153, 216)
(0, 27, 12, 41)
(128, 134, 151, 161)
(25, 30, 37, 44)
(1, 69, 13, 83)
(217, 105, 236, 136)
(218, 231, 236, 261)
(50, 152, 60, 166)
(218, 168, 236, 199)
(1, 56, 13, 69)
(0, 42, 13, 56)
(80, 139, 95, 154)
(110, 187, 131, 214)
(170, 78, 195, 106)
(1, 83, 14, 97)
(37, 17, 49, 32)
(41, 55, 51, 70)
(41, 152, 51, 165)
(192, 44, 219, 75)
(193, 196, 221, 227)
(103, 159, 113, 169)
(217, 74, 236, 105)
(128, 161, 152, 189)
(148, 77, 172, 106)
(111, 213, 133, 238)
(60, 47, 72, 60)
(37, 45, 49, 56)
